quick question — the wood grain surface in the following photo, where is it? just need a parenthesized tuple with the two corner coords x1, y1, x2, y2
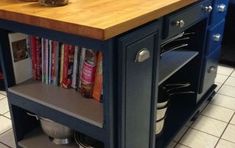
(0, 0, 197, 40)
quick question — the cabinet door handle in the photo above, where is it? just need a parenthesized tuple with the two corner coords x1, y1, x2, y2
(173, 20, 185, 28)
(208, 66, 216, 73)
(203, 5, 213, 13)
(135, 48, 150, 63)
(213, 34, 222, 42)
(217, 4, 226, 12)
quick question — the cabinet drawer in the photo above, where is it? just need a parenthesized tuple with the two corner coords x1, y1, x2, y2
(210, 0, 229, 25)
(207, 20, 225, 54)
(202, 47, 220, 94)
(163, 0, 212, 39)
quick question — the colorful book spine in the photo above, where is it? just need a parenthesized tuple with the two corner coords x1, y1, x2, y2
(45, 39, 49, 84)
(71, 46, 79, 89)
(35, 37, 41, 80)
(78, 48, 86, 89)
(92, 52, 103, 102)
(54, 41, 60, 86)
(51, 41, 56, 85)
(48, 40, 52, 84)
(30, 36, 37, 80)
(60, 44, 65, 86)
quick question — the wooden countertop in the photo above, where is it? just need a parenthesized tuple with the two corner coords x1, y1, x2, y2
(0, 0, 197, 40)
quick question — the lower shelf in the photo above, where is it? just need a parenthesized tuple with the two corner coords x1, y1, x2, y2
(18, 128, 78, 148)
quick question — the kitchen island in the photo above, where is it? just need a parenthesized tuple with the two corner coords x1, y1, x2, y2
(0, 0, 225, 147)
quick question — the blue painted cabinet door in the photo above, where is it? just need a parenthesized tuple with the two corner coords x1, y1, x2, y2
(117, 20, 160, 148)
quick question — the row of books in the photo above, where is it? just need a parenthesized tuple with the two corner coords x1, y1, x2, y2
(29, 36, 103, 101)
(8, 32, 103, 102)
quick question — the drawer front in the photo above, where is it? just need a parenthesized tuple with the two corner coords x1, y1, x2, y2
(164, 0, 212, 39)
(210, 0, 229, 25)
(207, 20, 225, 54)
(202, 47, 220, 94)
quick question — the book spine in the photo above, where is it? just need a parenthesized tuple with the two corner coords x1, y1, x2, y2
(92, 52, 103, 102)
(71, 46, 79, 89)
(61, 44, 69, 88)
(30, 36, 37, 80)
(48, 40, 52, 84)
(54, 41, 60, 86)
(60, 44, 64, 85)
(41, 38, 44, 83)
(51, 41, 56, 85)
(78, 48, 86, 89)
(35, 37, 41, 80)
(45, 39, 49, 84)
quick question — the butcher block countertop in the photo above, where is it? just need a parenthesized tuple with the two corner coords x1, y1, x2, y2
(0, 0, 197, 40)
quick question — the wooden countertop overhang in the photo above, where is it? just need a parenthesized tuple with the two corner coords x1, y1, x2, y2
(0, 0, 197, 40)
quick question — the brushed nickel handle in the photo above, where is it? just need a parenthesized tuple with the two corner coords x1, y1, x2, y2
(135, 48, 150, 63)
(213, 34, 222, 42)
(208, 66, 216, 73)
(174, 20, 185, 28)
(217, 4, 226, 12)
(203, 5, 213, 13)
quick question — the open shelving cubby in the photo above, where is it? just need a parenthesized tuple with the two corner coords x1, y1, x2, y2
(158, 50, 199, 85)
(8, 79, 104, 128)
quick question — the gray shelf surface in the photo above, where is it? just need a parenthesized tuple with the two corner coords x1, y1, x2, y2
(8, 80, 103, 128)
(18, 128, 78, 148)
(159, 50, 199, 85)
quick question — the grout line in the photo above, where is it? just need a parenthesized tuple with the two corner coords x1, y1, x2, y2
(209, 103, 235, 112)
(189, 127, 221, 138)
(217, 92, 235, 99)
(199, 114, 231, 124)
(173, 126, 192, 148)
(0, 141, 11, 148)
(219, 138, 235, 145)
(214, 112, 235, 147)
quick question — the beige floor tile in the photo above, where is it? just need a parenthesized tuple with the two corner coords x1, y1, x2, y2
(3, 112, 10, 119)
(0, 143, 8, 148)
(215, 82, 223, 92)
(0, 130, 16, 148)
(230, 115, 235, 125)
(217, 65, 234, 76)
(0, 91, 6, 96)
(0, 94, 5, 100)
(202, 104, 234, 122)
(215, 74, 229, 83)
(216, 139, 235, 148)
(0, 98, 9, 114)
(218, 85, 235, 98)
(222, 124, 235, 143)
(0, 116, 12, 134)
(191, 115, 227, 137)
(175, 144, 190, 148)
(231, 71, 235, 78)
(211, 94, 235, 111)
(225, 77, 235, 87)
(180, 128, 218, 148)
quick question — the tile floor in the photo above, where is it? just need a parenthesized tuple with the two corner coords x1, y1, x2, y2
(0, 64, 235, 148)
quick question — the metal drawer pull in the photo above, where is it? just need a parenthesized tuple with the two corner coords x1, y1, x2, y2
(135, 48, 150, 63)
(203, 5, 213, 13)
(217, 4, 226, 12)
(213, 34, 222, 42)
(174, 20, 185, 28)
(208, 66, 216, 73)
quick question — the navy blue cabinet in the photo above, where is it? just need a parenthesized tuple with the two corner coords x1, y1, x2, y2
(117, 20, 160, 148)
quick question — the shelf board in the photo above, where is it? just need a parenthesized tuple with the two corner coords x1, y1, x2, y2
(18, 128, 78, 148)
(159, 50, 198, 85)
(8, 80, 103, 128)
